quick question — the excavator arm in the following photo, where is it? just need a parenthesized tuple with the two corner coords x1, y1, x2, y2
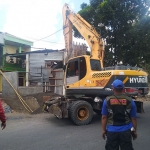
(62, 4, 104, 67)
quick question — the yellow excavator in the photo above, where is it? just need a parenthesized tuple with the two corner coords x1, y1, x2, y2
(43, 4, 149, 125)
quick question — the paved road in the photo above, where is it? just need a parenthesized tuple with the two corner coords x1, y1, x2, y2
(0, 101, 150, 150)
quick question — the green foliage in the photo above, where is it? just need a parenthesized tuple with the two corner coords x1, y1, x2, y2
(80, 3, 88, 9)
(75, 0, 150, 71)
(90, 0, 104, 8)
(86, 50, 90, 55)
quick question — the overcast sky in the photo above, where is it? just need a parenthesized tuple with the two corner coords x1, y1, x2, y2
(0, 0, 89, 50)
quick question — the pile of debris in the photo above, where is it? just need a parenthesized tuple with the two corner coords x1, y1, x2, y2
(134, 93, 150, 102)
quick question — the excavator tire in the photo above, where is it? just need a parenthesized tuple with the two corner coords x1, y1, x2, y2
(68, 100, 93, 125)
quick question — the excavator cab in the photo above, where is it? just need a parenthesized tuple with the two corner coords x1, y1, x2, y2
(65, 56, 87, 86)
(65, 56, 103, 82)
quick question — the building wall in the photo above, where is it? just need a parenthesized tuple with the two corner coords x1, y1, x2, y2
(2, 72, 43, 113)
(4, 45, 17, 54)
(4, 45, 17, 62)
(28, 51, 64, 95)
(4, 45, 30, 63)
(0, 43, 31, 91)
(22, 47, 30, 52)
(29, 51, 64, 83)
(2, 72, 18, 97)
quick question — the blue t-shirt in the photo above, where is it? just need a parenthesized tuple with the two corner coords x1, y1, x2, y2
(101, 99, 136, 132)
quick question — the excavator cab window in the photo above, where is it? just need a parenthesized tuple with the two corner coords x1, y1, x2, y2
(90, 59, 101, 71)
(66, 57, 86, 80)
(66, 60, 78, 77)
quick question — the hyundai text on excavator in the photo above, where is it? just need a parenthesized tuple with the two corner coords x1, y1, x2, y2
(43, 4, 149, 125)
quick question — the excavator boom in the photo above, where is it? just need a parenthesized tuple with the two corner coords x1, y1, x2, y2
(62, 4, 104, 67)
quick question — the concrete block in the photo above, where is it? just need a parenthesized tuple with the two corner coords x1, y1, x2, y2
(18, 87, 43, 96)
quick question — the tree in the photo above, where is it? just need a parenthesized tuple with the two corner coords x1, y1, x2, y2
(80, 3, 88, 9)
(123, 16, 150, 67)
(75, 0, 150, 68)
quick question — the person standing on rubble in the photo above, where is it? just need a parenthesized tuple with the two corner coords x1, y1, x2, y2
(0, 100, 6, 130)
(101, 79, 137, 150)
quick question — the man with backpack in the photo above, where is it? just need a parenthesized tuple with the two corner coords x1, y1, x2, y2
(101, 79, 137, 150)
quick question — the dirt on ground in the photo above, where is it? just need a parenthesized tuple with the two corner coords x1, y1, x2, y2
(1, 92, 150, 115)
(0, 92, 60, 114)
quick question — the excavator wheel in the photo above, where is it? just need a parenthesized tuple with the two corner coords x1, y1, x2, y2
(68, 100, 93, 125)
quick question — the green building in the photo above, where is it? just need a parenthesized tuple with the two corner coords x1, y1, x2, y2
(0, 32, 33, 92)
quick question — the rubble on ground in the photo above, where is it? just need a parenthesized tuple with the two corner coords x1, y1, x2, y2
(134, 95, 150, 102)
(0, 97, 13, 113)
(2, 100, 13, 113)
(0, 92, 150, 114)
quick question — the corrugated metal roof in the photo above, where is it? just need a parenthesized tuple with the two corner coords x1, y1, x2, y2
(3, 49, 64, 58)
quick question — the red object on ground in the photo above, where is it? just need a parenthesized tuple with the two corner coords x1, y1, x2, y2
(0, 100, 6, 123)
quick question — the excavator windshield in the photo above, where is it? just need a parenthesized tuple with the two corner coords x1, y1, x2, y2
(90, 59, 101, 71)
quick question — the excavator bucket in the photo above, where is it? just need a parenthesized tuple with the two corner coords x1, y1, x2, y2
(134, 101, 144, 113)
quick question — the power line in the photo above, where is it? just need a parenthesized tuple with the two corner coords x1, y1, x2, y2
(36, 40, 64, 45)
(31, 46, 64, 50)
(32, 19, 79, 43)
(34, 28, 64, 42)
(21, 35, 64, 45)
(33, 4, 83, 43)
(33, 38, 64, 45)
